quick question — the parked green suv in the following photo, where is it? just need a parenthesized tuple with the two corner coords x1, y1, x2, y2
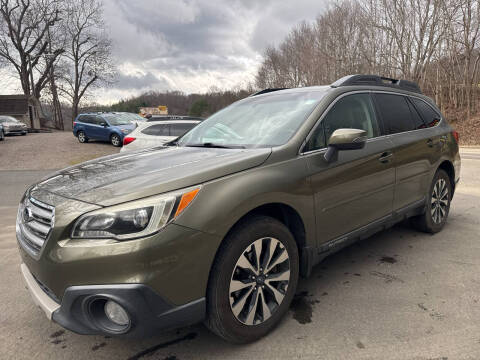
(17, 75, 460, 343)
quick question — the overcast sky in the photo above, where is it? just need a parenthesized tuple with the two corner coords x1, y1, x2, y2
(2, 0, 328, 104)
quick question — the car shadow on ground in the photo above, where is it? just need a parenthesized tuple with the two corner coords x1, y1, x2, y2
(48, 221, 430, 359)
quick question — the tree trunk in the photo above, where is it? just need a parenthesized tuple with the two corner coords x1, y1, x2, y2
(72, 98, 79, 125)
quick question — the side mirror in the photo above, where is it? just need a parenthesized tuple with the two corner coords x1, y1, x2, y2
(100, 122, 108, 127)
(324, 128, 367, 162)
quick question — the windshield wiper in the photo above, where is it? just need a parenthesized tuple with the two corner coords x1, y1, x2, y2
(185, 142, 245, 149)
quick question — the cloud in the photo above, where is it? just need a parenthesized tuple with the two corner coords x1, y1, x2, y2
(113, 71, 169, 90)
(1, 0, 328, 103)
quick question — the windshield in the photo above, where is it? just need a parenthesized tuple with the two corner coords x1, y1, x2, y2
(119, 113, 145, 122)
(0, 116, 19, 123)
(103, 114, 131, 125)
(177, 90, 326, 148)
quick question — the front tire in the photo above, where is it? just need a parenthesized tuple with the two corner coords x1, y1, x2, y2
(205, 216, 299, 343)
(111, 133, 121, 147)
(0, 130, 4, 141)
(412, 169, 452, 233)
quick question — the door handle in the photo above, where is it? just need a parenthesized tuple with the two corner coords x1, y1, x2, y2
(378, 152, 393, 163)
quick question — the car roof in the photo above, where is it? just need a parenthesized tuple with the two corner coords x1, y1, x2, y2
(143, 120, 201, 125)
(251, 75, 427, 99)
(149, 115, 204, 120)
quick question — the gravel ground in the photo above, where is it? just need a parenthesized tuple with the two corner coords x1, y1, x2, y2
(0, 132, 119, 170)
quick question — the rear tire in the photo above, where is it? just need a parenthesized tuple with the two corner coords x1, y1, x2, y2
(205, 216, 299, 343)
(111, 133, 121, 147)
(77, 131, 88, 143)
(412, 169, 452, 233)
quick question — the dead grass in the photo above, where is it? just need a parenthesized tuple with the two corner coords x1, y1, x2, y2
(449, 115, 480, 146)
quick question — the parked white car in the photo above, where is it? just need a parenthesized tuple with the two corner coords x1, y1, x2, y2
(0, 116, 28, 135)
(120, 120, 201, 152)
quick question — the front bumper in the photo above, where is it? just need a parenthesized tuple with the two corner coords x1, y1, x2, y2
(5, 128, 27, 134)
(21, 263, 60, 320)
(21, 263, 205, 337)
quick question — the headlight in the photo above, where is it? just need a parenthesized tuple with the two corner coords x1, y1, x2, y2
(71, 186, 200, 240)
(121, 129, 130, 134)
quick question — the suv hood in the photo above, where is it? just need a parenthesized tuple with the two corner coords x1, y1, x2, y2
(4, 121, 26, 127)
(32, 146, 271, 206)
(115, 123, 136, 131)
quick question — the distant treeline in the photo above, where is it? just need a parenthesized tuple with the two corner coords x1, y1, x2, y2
(256, 0, 480, 122)
(84, 88, 254, 118)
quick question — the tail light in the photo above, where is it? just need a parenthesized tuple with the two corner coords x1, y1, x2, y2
(452, 131, 459, 143)
(123, 136, 136, 146)
(73, 122, 76, 127)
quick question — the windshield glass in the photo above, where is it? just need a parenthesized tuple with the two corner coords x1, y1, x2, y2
(103, 114, 131, 125)
(177, 90, 327, 148)
(120, 113, 145, 122)
(0, 116, 19, 123)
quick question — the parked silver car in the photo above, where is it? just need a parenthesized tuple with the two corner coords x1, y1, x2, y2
(0, 116, 28, 135)
(121, 120, 201, 152)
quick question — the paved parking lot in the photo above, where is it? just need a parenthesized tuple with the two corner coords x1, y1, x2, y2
(0, 147, 479, 359)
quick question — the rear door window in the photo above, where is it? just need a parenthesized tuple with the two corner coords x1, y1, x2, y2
(141, 124, 170, 136)
(411, 98, 441, 128)
(169, 123, 196, 137)
(374, 94, 415, 134)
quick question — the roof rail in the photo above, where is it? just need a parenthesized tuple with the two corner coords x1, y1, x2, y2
(331, 74, 422, 94)
(250, 88, 288, 97)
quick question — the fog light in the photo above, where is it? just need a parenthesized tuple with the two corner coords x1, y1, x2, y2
(104, 300, 130, 326)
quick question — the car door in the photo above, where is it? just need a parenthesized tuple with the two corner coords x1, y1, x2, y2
(90, 115, 110, 141)
(80, 115, 96, 138)
(373, 93, 434, 212)
(304, 92, 395, 246)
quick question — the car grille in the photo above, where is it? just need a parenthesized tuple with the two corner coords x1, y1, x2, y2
(16, 197, 55, 257)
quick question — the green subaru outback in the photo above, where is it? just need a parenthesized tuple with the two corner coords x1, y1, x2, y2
(17, 75, 460, 343)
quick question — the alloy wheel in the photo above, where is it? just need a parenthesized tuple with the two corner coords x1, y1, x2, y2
(111, 135, 120, 146)
(431, 178, 449, 224)
(78, 132, 85, 142)
(229, 237, 290, 326)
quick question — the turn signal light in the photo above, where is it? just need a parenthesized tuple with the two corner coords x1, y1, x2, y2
(123, 137, 136, 145)
(174, 188, 200, 217)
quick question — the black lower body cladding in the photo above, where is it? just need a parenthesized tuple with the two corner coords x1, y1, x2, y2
(52, 284, 205, 337)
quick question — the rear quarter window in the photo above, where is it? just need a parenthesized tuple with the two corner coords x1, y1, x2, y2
(169, 123, 197, 137)
(374, 93, 415, 134)
(411, 98, 442, 128)
(141, 124, 170, 136)
(406, 99, 426, 129)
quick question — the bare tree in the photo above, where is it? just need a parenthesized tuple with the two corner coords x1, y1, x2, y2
(255, 0, 480, 125)
(0, 0, 63, 99)
(57, 0, 115, 121)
